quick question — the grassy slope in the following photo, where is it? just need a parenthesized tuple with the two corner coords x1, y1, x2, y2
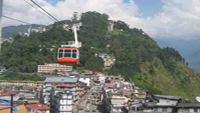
(131, 58, 200, 100)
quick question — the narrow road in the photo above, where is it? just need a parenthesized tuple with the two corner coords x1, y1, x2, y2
(77, 83, 102, 113)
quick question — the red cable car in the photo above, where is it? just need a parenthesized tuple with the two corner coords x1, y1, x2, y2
(57, 24, 81, 65)
(57, 47, 79, 65)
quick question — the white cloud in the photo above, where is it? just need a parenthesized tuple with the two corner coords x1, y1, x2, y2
(2, 0, 200, 39)
(140, 0, 200, 39)
(2, 0, 140, 26)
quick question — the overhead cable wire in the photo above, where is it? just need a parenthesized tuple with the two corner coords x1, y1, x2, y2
(30, 0, 60, 23)
(23, 0, 56, 22)
(2, 15, 30, 25)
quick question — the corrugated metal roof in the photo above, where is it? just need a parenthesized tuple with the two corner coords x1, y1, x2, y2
(154, 95, 182, 100)
(0, 96, 19, 101)
(56, 84, 76, 88)
(177, 103, 200, 107)
(45, 77, 78, 83)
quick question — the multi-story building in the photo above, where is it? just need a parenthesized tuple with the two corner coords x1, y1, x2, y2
(0, 80, 43, 87)
(55, 84, 78, 102)
(51, 89, 73, 113)
(43, 77, 78, 106)
(38, 63, 72, 75)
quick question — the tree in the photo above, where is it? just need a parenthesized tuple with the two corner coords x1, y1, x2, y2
(85, 56, 104, 72)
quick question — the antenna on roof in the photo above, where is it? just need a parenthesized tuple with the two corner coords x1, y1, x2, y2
(196, 97, 200, 102)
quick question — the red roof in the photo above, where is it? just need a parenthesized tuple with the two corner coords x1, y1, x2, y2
(26, 103, 50, 110)
(94, 72, 102, 74)
(84, 69, 93, 73)
(122, 91, 134, 95)
(104, 84, 114, 88)
(56, 84, 76, 88)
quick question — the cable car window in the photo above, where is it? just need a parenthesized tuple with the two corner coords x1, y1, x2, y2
(65, 50, 71, 52)
(72, 49, 77, 58)
(59, 49, 63, 52)
(64, 51, 71, 58)
(72, 53, 76, 58)
(59, 53, 63, 58)
(63, 49, 71, 58)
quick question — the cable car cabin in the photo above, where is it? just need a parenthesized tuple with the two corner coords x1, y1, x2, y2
(57, 48, 79, 65)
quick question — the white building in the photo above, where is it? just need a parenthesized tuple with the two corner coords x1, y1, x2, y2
(108, 20, 114, 31)
(1, 37, 14, 43)
(51, 90, 73, 113)
(38, 63, 72, 75)
(78, 76, 91, 87)
(153, 95, 182, 113)
(43, 77, 78, 106)
(0, 67, 6, 74)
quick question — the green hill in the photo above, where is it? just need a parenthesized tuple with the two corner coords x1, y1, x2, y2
(0, 11, 200, 99)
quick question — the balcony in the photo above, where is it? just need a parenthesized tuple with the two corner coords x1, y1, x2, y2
(55, 99, 73, 105)
(62, 95, 73, 99)
(60, 100, 73, 105)
(59, 106, 73, 112)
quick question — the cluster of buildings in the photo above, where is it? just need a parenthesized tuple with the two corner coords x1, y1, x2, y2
(0, 80, 43, 105)
(1, 37, 14, 43)
(0, 72, 91, 113)
(0, 80, 49, 113)
(1, 68, 200, 113)
(143, 95, 200, 113)
(42, 75, 91, 112)
(99, 75, 146, 113)
(0, 102, 50, 113)
(24, 27, 47, 37)
(97, 75, 200, 113)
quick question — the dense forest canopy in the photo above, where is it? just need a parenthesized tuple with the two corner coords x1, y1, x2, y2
(0, 11, 200, 99)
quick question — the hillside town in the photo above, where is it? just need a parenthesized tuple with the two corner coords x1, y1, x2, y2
(0, 63, 199, 113)
(1, 0, 200, 113)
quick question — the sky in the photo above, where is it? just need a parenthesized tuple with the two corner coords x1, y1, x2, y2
(2, 0, 200, 40)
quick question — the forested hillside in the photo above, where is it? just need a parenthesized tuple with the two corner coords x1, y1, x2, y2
(0, 11, 200, 99)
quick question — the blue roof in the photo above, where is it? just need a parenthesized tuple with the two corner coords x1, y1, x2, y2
(0, 100, 18, 111)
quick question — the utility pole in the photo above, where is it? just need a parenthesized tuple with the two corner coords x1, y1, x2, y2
(0, 0, 3, 52)
(10, 94, 13, 113)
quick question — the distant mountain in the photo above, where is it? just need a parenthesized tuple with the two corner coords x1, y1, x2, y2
(155, 38, 200, 72)
(2, 24, 45, 38)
